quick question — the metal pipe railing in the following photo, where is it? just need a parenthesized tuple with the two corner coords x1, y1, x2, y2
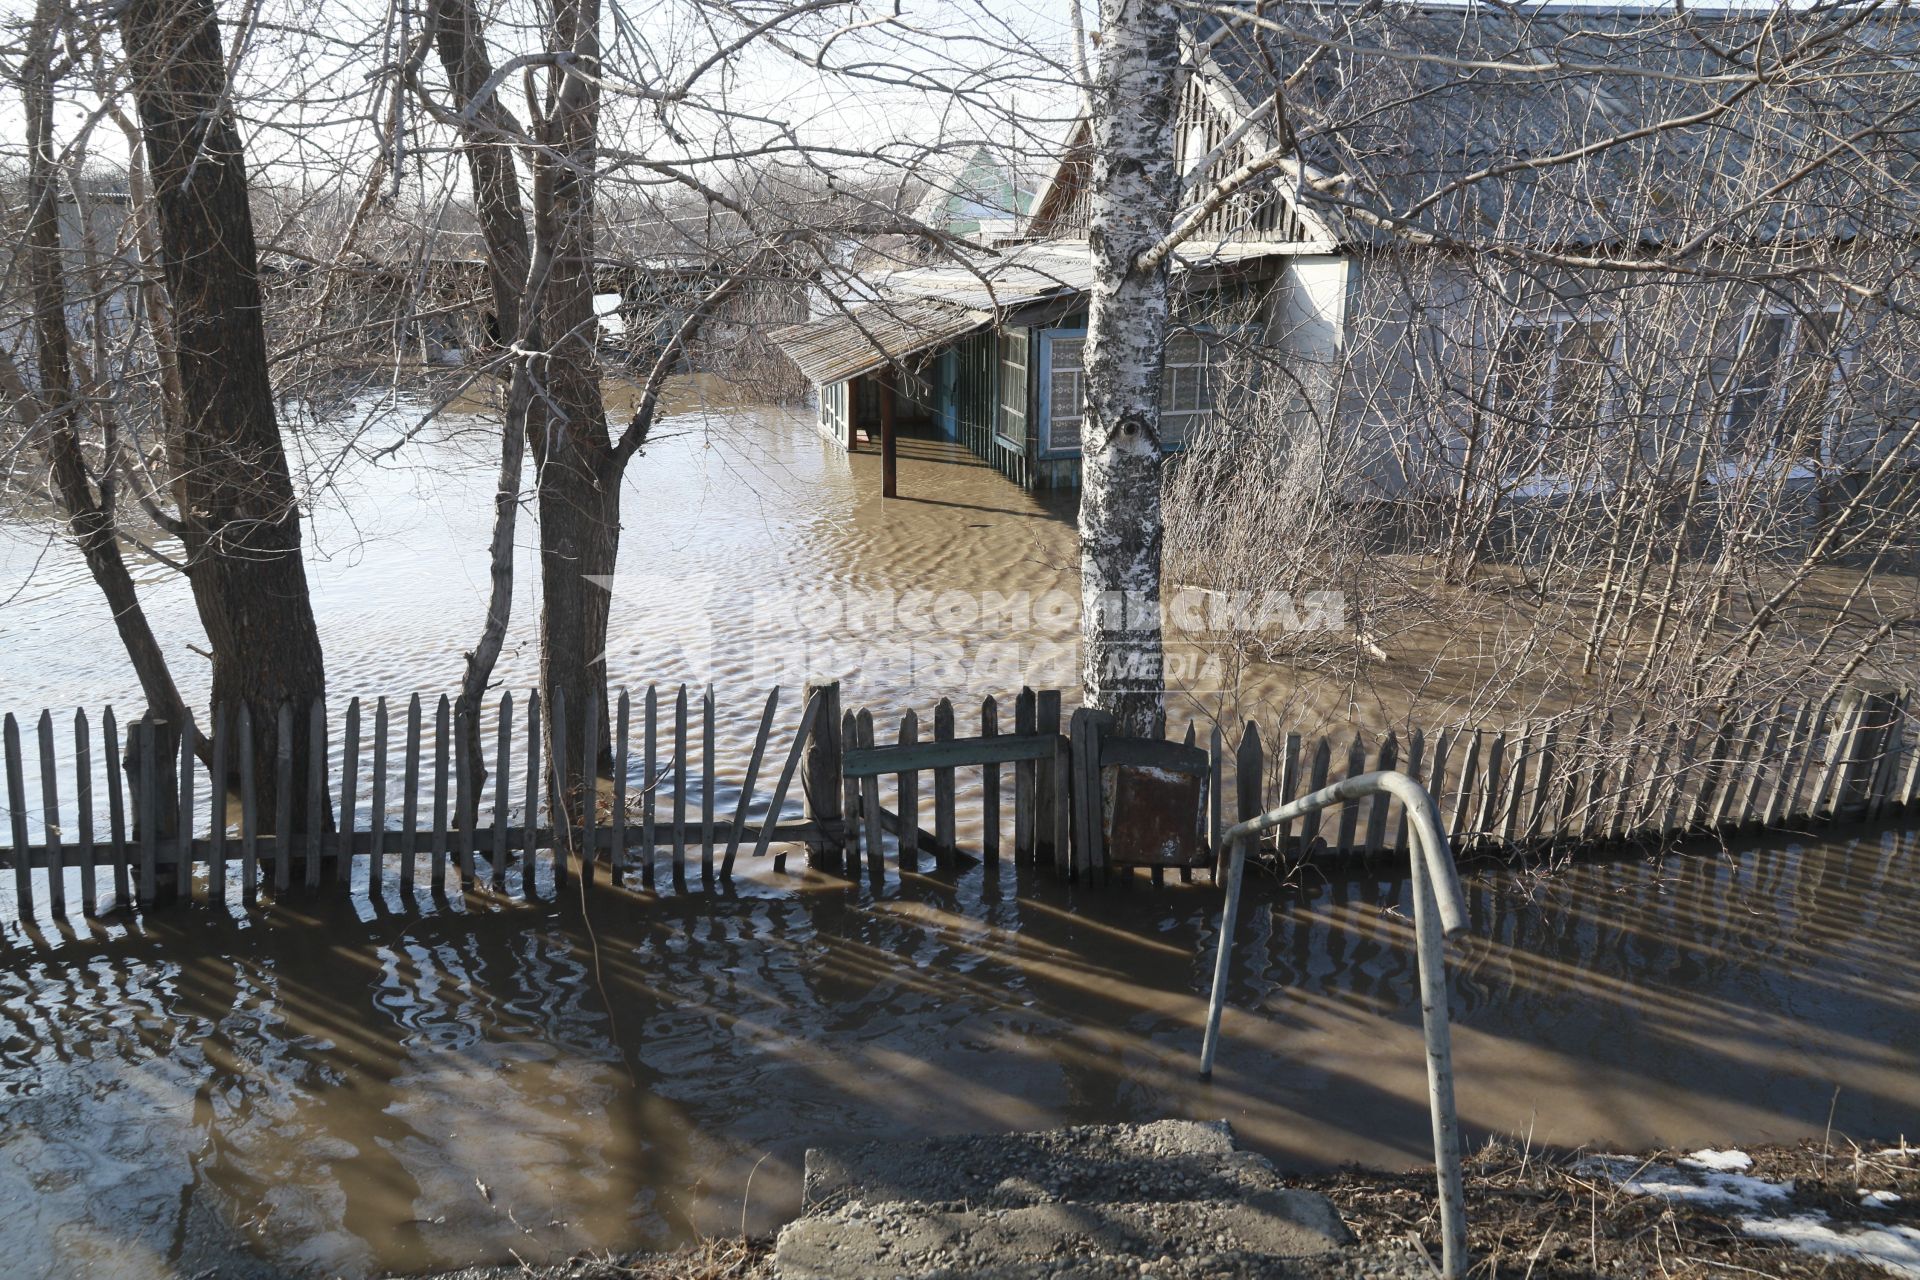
(1198, 769, 1471, 1279)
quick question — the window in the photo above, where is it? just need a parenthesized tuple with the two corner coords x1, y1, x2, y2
(996, 329, 1029, 448)
(1048, 335, 1085, 450)
(1721, 308, 1852, 459)
(1159, 330, 1217, 446)
(819, 380, 849, 440)
(1492, 316, 1618, 475)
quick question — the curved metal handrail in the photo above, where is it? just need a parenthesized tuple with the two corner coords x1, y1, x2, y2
(1199, 769, 1471, 1279)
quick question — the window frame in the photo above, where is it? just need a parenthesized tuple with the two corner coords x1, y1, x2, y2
(994, 327, 1031, 451)
(1718, 304, 1852, 463)
(1489, 311, 1622, 490)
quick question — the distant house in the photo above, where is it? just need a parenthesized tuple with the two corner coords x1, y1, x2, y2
(775, 2, 1920, 494)
(911, 145, 1038, 246)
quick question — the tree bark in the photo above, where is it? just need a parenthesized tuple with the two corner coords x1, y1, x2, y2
(530, 0, 615, 804)
(119, 0, 329, 826)
(1081, 0, 1180, 738)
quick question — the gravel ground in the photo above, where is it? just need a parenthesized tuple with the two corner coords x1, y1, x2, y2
(399, 1138, 1919, 1279)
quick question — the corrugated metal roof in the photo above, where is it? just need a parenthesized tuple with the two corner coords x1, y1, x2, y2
(769, 298, 990, 385)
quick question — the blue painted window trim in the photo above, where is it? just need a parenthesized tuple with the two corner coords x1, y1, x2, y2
(1036, 327, 1087, 459)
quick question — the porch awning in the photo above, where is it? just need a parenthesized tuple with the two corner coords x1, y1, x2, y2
(769, 298, 989, 386)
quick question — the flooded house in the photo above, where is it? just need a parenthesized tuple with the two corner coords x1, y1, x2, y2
(774, 2, 1920, 497)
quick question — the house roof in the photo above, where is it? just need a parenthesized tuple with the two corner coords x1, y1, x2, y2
(1188, 1, 1920, 249)
(769, 298, 990, 385)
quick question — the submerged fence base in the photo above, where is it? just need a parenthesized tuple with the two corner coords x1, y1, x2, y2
(2, 679, 1918, 921)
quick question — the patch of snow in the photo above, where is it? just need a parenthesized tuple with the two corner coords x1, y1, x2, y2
(1684, 1149, 1753, 1172)
(1739, 1211, 1920, 1278)
(1864, 1190, 1905, 1209)
(1578, 1154, 1792, 1211)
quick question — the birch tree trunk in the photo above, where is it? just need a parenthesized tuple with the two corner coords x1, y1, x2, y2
(1081, 0, 1180, 738)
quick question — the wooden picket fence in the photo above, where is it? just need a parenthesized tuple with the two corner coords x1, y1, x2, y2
(0, 679, 1916, 921)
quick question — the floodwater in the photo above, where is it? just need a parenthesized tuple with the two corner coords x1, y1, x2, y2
(3, 384, 1919, 1277)
(1, 828, 1916, 1278)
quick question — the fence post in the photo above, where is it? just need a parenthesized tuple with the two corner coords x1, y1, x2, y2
(802, 679, 844, 873)
(1034, 690, 1062, 866)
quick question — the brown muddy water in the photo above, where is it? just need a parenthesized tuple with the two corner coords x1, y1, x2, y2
(3, 385, 1919, 1277)
(2, 828, 1918, 1278)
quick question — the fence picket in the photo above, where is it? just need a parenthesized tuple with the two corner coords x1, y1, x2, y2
(1301, 737, 1331, 852)
(369, 699, 389, 891)
(38, 712, 65, 916)
(105, 708, 128, 909)
(429, 696, 451, 890)
(493, 693, 512, 888)
(75, 710, 97, 914)
(857, 710, 883, 861)
(207, 707, 227, 902)
(1014, 690, 1035, 863)
(401, 696, 422, 893)
(455, 701, 475, 888)
(237, 707, 256, 903)
(304, 701, 324, 889)
(897, 710, 921, 866)
(340, 699, 360, 890)
(5, 717, 31, 915)
(751, 685, 819, 864)
(274, 705, 293, 894)
(550, 690, 570, 886)
(672, 685, 688, 882)
(840, 709, 863, 872)
(724, 688, 780, 877)
(1365, 733, 1396, 855)
(612, 690, 630, 877)
(981, 697, 1000, 864)
(933, 698, 956, 866)
(701, 686, 716, 883)
(1447, 730, 1482, 846)
(522, 692, 541, 897)
(580, 691, 598, 887)
(642, 686, 657, 887)
(177, 712, 196, 902)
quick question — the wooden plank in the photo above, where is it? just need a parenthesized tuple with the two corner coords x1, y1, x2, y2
(237, 706, 256, 904)
(304, 700, 325, 889)
(1900, 700, 1920, 812)
(1273, 731, 1300, 856)
(858, 710, 884, 863)
(1497, 726, 1530, 847)
(1071, 708, 1106, 880)
(104, 707, 129, 909)
(1300, 736, 1331, 852)
(1396, 729, 1426, 855)
(339, 699, 360, 891)
(701, 685, 716, 883)
(611, 690, 630, 877)
(933, 698, 956, 866)
(1864, 691, 1907, 821)
(453, 701, 475, 889)
(843, 732, 1058, 777)
(1784, 698, 1837, 824)
(800, 680, 844, 874)
(206, 706, 227, 904)
(1818, 696, 1865, 820)
(1709, 709, 1760, 830)
(1364, 732, 1396, 856)
(430, 695, 451, 890)
(1448, 730, 1482, 848)
(840, 708, 863, 873)
(176, 714, 198, 902)
(581, 691, 600, 887)
(753, 686, 821, 864)
(1051, 724, 1071, 878)
(550, 689, 570, 886)
(641, 686, 656, 887)
(897, 710, 921, 866)
(1336, 736, 1366, 855)
(1035, 691, 1061, 866)
(1234, 722, 1264, 864)
(673, 685, 688, 882)
(401, 694, 422, 894)
(1208, 724, 1224, 870)
(39, 712, 66, 916)
(1099, 737, 1210, 772)
(1765, 703, 1813, 828)
(75, 710, 98, 914)
(1474, 732, 1508, 844)
(1014, 689, 1036, 864)
(723, 687, 780, 878)
(523, 691, 542, 897)
(1180, 722, 1198, 884)
(1606, 717, 1643, 841)
(1730, 702, 1785, 830)
(981, 697, 1001, 864)
(274, 704, 294, 894)
(368, 699, 389, 892)
(1662, 728, 1697, 837)
(1525, 728, 1557, 844)
(492, 693, 512, 888)
(136, 717, 159, 903)
(4, 716, 31, 915)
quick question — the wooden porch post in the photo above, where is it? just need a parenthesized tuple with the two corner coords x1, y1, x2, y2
(880, 372, 898, 498)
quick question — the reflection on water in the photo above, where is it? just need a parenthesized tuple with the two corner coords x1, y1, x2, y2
(2, 828, 1917, 1279)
